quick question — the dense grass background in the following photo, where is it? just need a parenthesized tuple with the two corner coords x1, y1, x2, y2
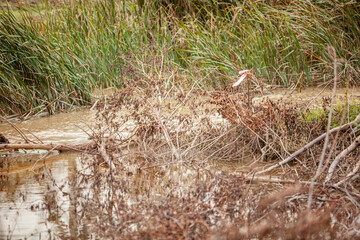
(0, 11, 92, 116)
(0, 0, 359, 116)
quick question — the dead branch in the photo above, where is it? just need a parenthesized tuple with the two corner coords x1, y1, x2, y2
(0, 142, 95, 152)
(145, 98, 181, 161)
(325, 135, 360, 183)
(98, 141, 115, 169)
(335, 159, 360, 187)
(31, 145, 58, 171)
(255, 113, 360, 176)
(308, 47, 339, 210)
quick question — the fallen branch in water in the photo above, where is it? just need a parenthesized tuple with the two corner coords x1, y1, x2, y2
(31, 145, 58, 171)
(255, 113, 360, 176)
(0, 142, 96, 153)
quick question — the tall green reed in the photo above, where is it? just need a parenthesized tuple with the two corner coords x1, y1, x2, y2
(1, 0, 359, 116)
(0, 10, 92, 116)
(175, 0, 360, 86)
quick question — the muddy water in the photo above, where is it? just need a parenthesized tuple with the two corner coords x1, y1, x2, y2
(0, 109, 95, 239)
(0, 153, 79, 239)
(0, 109, 95, 145)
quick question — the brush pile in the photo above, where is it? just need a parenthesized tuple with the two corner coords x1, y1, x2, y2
(41, 79, 360, 239)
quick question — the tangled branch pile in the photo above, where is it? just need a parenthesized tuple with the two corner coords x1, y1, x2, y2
(36, 78, 360, 239)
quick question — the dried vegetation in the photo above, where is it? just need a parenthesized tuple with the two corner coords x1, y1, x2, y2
(32, 76, 360, 239)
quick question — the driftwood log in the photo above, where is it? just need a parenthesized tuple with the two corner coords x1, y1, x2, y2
(0, 142, 96, 153)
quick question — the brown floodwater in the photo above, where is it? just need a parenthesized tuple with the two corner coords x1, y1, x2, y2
(0, 109, 95, 239)
(0, 109, 95, 145)
(1, 87, 359, 238)
(0, 153, 79, 239)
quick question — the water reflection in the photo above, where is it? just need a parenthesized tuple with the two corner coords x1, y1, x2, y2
(0, 109, 95, 238)
(0, 153, 80, 239)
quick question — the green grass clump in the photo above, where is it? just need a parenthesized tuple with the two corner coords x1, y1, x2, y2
(0, 11, 92, 116)
(303, 108, 326, 124)
(303, 101, 360, 129)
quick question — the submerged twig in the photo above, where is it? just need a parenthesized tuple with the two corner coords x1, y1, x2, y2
(0, 116, 33, 143)
(30, 145, 58, 171)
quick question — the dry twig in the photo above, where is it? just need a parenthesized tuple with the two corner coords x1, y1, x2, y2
(326, 135, 360, 182)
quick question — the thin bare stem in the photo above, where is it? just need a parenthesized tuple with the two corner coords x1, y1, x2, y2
(308, 46, 338, 210)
